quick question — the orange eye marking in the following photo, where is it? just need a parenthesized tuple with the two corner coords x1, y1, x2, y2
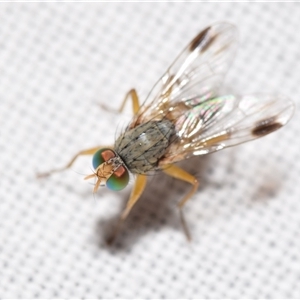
(114, 165, 126, 177)
(101, 149, 116, 161)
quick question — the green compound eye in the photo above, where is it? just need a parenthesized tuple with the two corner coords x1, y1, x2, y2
(106, 166, 129, 191)
(92, 149, 129, 191)
(92, 148, 115, 169)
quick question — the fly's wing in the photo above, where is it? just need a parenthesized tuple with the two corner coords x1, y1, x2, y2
(159, 94, 294, 166)
(131, 22, 238, 126)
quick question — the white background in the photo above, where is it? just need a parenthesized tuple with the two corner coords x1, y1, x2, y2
(0, 2, 299, 298)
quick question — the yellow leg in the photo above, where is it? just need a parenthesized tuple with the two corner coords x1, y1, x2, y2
(163, 164, 199, 240)
(107, 174, 147, 244)
(100, 89, 140, 115)
(118, 89, 140, 115)
(37, 146, 107, 178)
(121, 174, 147, 219)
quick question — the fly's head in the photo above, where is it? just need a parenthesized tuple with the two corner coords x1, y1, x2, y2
(84, 148, 129, 192)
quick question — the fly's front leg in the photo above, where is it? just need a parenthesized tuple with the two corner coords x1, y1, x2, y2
(163, 164, 199, 241)
(107, 174, 147, 244)
(118, 89, 140, 115)
(101, 89, 141, 115)
(37, 146, 108, 178)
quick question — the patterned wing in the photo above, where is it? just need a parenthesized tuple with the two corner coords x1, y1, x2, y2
(159, 94, 294, 166)
(131, 22, 238, 127)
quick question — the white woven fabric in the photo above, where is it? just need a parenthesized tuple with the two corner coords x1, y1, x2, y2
(1, 3, 299, 298)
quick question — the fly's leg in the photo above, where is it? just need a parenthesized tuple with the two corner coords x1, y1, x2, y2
(101, 89, 141, 115)
(121, 175, 147, 219)
(36, 146, 108, 178)
(118, 89, 140, 114)
(119, 87, 171, 116)
(107, 174, 147, 244)
(163, 164, 199, 241)
(37, 90, 140, 179)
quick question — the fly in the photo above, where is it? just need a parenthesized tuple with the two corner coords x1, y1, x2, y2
(38, 23, 295, 243)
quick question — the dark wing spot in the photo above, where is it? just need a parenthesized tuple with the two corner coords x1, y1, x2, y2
(201, 33, 217, 53)
(190, 26, 211, 52)
(252, 119, 283, 137)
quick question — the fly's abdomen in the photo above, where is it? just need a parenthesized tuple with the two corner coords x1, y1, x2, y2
(114, 119, 176, 174)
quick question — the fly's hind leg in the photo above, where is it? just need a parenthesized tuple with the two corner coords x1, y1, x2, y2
(163, 164, 199, 241)
(107, 174, 147, 244)
(36, 146, 107, 178)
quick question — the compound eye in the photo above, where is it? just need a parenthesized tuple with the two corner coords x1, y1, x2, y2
(92, 148, 115, 169)
(106, 166, 129, 191)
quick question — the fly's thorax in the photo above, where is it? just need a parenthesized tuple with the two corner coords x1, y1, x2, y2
(114, 119, 176, 174)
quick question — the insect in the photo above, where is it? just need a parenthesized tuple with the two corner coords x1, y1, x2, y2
(38, 22, 294, 242)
